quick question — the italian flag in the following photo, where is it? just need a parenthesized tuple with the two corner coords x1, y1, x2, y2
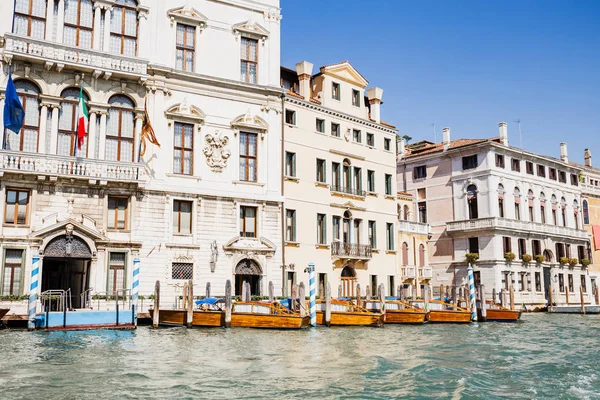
(75, 87, 88, 153)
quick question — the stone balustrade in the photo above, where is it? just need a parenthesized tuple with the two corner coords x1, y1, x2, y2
(446, 217, 589, 240)
(397, 220, 431, 235)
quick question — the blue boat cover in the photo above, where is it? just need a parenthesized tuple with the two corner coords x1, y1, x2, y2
(279, 299, 292, 310)
(338, 297, 350, 301)
(195, 297, 222, 305)
(385, 296, 399, 301)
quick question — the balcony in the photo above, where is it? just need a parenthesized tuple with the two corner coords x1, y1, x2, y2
(420, 266, 433, 279)
(0, 150, 146, 185)
(446, 217, 589, 240)
(331, 241, 372, 260)
(330, 185, 366, 198)
(397, 220, 431, 236)
(401, 266, 417, 279)
(3, 34, 148, 80)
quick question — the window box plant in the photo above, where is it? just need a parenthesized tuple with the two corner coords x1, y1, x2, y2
(521, 254, 532, 263)
(465, 253, 479, 264)
(581, 258, 591, 268)
(568, 258, 578, 267)
(504, 252, 516, 262)
(534, 254, 545, 264)
(559, 256, 569, 265)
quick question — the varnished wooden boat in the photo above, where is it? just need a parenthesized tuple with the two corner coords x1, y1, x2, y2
(412, 300, 472, 323)
(230, 301, 309, 329)
(478, 301, 521, 322)
(316, 299, 384, 327)
(148, 297, 225, 327)
(366, 299, 428, 324)
(0, 309, 9, 321)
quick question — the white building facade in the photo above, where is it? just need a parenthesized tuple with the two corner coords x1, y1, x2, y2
(0, 0, 283, 314)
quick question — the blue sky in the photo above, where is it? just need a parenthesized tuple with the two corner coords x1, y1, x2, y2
(280, 0, 600, 164)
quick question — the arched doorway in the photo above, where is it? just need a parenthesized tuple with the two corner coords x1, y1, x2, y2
(41, 235, 93, 309)
(340, 264, 356, 297)
(235, 258, 262, 296)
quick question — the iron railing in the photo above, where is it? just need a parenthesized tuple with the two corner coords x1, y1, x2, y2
(330, 185, 366, 197)
(331, 242, 372, 259)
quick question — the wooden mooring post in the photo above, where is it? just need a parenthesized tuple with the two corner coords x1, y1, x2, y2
(596, 286, 600, 306)
(548, 285, 553, 311)
(186, 279, 194, 328)
(440, 284, 445, 300)
(319, 282, 324, 300)
(356, 284, 362, 307)
(206, 282, 211, 298)
(298, 282, 306, 316)
(500, 289, 505, 308)
(292, 284, 299, 312)
(509, 285, 515, 311)
(565, 284, 570, 305)
(492, 288, 497, 304)
(245, 282, 252, 302)
(479, 285, 486, 321)
(182, 281, 188, 311)
(580, 286, 586, 315)
(378, 284, 385, 316)
(152, 280, 160, 328)
(224, 280, 232, 328)
(268, 281, 274, 302)
(241, 281, 248, 302)
(397, 285, 402, 300)
(451, 286, 457, 305)
(338, 285, 342, 298)
(325, 282, 332, 326)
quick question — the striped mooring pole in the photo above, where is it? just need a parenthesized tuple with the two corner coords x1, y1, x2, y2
(132, 257, 140, 325)
(28, 254, 41, 330)
(467, 264, 477, 322)
(308, 262, 316, 327)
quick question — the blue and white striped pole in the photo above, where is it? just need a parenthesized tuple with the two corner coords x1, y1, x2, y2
(467, 264, 477, 322)
(308, 262, 316, 327)
(28, 254, 41, 330)
(132, 257, 140, 325)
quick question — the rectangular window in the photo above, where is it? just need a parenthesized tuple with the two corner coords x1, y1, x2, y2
(171, 262, 193, 280)
(515, 201, 521, 220)
(541, 204, 546, 224)
(240, 206, 257, 238)
(503, 237, 512, 254)
(413, 165, 427, 180)
(571, 174, 579, 186)
(285, 209, 296, 242)
(512, 159, 521, 172)
(535, 272, 541, 292)
(367, 170, 375, 192)
(316, 159, 326, 183)
(529, 205, 534, 222)
(352, 89, 360, 106)
(317, 213, 326, 245)
(518, 239, 526, 258)
(385, 174, 392, 195)
(578, 245, 585, 264)
(366, 133, 375, 147)
(384, 138, 391, 151)
(316, 118, 325, 133)
(4, 189, 30, 225)
(566, 244, 571, 258)
(332, 216, 341, 241)
(559, 171, 567, 183)
(14, 0, 47, 39)
(468, 237, 479, 255)
(537, 165, 546, 177)
(370, 275, 378, 296)
(332, 82, 340, 100)
(1, 249, 23, 296)
(285, 109, 296, 125)
(175, 23, 195, 71)
(173, 122, 193, 175)
(418, 202, 427, 223)
(239, 132, 258, 182)
(332, 162, 341, 187)
(108, 196, 128, 230)
(352, 129, 361, 143)
(581, 275, 587, 292)
(331, 123, 340, 137)
(496, 154, 505, 168)
(107, 252, 126, 294)
(368, 220, 376, 248)
(386, 223, 394, 250)
(499, 198, 504, 218)
(462, 155, 478, 170)
(568, 274, 574, 293)
(353, 167, 362, 192)
(173, 200, 192, 234)
(526, 161, 534, 174)
(519, 273, 526, 291)
(318, 273, 327, 297)
(558, 273, 565, 292)
(549, 168, 557, 180)
(285, 151, 296, 177)
(556, 243, 565, 259)
(532, 240, 541, 256)
(240, 37, 258, 83)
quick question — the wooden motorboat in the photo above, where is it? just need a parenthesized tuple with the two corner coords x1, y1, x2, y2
(478, 301, 521, 322)
(148, 298, 225, 327)
(412, 300, 472, 323)
(0, 309, 9, 321)
(366, 299, 428, 324)
(230, 301, 309, 329)
(316, 299, 384, 327)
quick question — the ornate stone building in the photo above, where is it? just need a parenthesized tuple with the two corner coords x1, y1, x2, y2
(0, 0, 283, 314)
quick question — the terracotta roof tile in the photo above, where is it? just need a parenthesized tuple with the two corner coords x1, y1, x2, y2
(368, 118, 396, 129)
(310, 98, 321, 104)
(397, 191, 413, 197)
(286, 90, 303, 99)
(402, 137, 501, 159)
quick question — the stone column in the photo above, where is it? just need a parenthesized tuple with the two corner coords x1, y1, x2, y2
(134, 111, 143, 163)
(92, 5, 103, 50)
(88, 112, 97, 159)
(45, 0, 54, 40)
(103, 7, 112, 52)
(98, 111, 107, 159)
(56, 0, 65, 43)
(49, 105, 60, 155)
(37, 104, 49, 154)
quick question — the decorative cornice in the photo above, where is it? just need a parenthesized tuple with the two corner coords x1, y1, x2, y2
(167, 6, 208, 29)
(232, 20, 270, 43)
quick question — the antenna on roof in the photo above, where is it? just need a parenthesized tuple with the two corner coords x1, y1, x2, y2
(431, 123, 437, 142)
(514, 119, 523, 149)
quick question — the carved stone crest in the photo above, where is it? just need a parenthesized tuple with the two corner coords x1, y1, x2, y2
(203, 131, 231, 172)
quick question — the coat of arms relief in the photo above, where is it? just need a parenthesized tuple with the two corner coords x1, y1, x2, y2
(203, 131, 231, 172)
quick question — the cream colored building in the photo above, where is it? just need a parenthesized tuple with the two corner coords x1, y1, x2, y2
(280, 61, 399, 298)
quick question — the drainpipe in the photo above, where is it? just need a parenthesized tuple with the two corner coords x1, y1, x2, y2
(280, 92, 286, 297)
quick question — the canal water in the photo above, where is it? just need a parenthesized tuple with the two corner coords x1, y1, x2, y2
(0, 314, 598, 399)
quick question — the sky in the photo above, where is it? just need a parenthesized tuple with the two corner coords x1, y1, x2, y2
(280, 0, 600, 164)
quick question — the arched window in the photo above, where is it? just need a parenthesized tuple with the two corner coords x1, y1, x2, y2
(419, 244, 425, 267)
(13, 0, 46, 39)
(64, 0, 93, 48)
(342, 210, 352, 244)
(543, 249, 553, 262)
(583, 200, 590, 225)
(540, 192, 546, 224)
(528, 190, 535, 221)
(561, 197, 567, 227)
(551, 195, 558, 225)
(3, 80, 40, 152)
(342, 158, 351, 189)
(58, 88, 90, 156)
(106, 95, 135, 162)
(402, 242, 409, 266)
(514, 187, 521, 220)
(573, 200, 580, 230)
(498, 184, 505, 218)
(467, 184, 478, 219)
(403, 205, 410, 221)
(110, 0, 138, 56)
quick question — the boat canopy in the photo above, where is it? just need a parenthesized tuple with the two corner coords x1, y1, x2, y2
(195, 297, 223, 305)
(385, 296, 399, 301)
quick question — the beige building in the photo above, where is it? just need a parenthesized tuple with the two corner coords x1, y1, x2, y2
(280, 61, 399, 298)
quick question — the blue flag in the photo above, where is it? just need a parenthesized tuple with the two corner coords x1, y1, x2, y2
(3, 74, 24, 134)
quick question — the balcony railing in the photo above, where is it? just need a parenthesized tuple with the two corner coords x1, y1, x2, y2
(397, 220, 431, 235)
(402, 266, 416, 279)
(0, 150, 146, 184)
(420, 266, 433, 279)
(330, 185, 366, 198)
(3, 34, 148, 79)
(331, 241, 372, 259)
(446, 217, 589, 240)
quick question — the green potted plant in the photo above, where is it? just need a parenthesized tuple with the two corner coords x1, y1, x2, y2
(522, 253, 532, 263)
(559, 256, 569, 266)
(568, 258, 578, 267)
(534, 254, 545, 264)
(505, 252, 516, 262)
(582, 258, 591, 268)
(465, 253, 479, 264)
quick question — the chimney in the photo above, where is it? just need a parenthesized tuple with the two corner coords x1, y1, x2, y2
(366, 87, 384, 124)
(443, 127, 451, 151)
(398, 137, 406, 158)
(584, 148, 592, 167)
(560, 142, 568, 163)
(295, 61, 313, 101)
(498, 122, 508, 146)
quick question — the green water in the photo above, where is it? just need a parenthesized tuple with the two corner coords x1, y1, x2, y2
(0, 314, 598, 399)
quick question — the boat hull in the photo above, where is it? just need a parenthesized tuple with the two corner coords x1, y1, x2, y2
(316, 311, 384, 327)
(428, 310, 472, 323)
(0, 309, 9, 321)
(148, 309, 224, 327)
(230, 313, 309, 329)
(479, 309, 521, 322)
(384, 310, 427, 324)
